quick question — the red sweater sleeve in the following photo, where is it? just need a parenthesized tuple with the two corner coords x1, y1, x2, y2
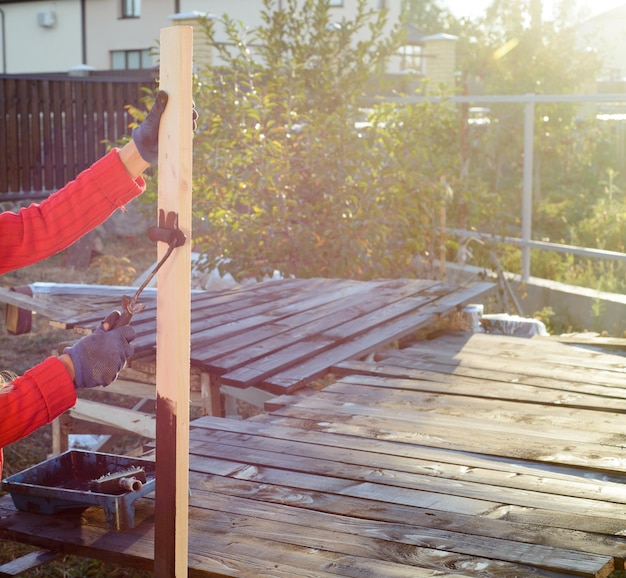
(0, 357, 77, 474)
(0, 149, 146, 274)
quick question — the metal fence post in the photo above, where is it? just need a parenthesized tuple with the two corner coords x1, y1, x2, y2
(522, 96, 535, 282)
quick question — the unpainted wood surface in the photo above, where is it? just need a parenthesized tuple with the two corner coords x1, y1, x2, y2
(152, 23, 194, 578)
(0, 331, 626, 576)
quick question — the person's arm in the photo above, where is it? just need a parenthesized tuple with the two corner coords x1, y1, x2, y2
(0, 357, 77, 451)
(0, 149, 146, 274)
(118, 140, 150, 180)
(57, 353, 75, 381)
(0, 322, 135, 454)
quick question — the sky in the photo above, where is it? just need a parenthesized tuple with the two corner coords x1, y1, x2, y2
(443, 0, 626, 20)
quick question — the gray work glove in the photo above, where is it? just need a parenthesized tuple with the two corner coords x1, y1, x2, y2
(64, 325, 136, 389)
(132, 90, 169, 164)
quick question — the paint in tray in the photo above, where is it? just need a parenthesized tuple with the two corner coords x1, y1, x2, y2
(1, 449, 156, 531)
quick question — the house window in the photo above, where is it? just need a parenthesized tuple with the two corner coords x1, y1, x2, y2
(397, 45, 423, 73)
(121, 0, 141, 19)
(329, 0, 343, 6)
(111, 49, 152, 70)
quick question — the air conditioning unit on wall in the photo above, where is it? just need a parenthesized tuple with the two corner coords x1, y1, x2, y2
(37, 10, 56, 28)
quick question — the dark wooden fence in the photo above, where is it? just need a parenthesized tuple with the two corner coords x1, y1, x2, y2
(0, 73, 158, 198)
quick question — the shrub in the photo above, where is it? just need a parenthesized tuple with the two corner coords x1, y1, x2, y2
(190, 0, 464, 281)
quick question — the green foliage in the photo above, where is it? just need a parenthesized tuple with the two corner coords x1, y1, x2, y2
(530, 246, 626, 294)
(475, 0, 597, 94)
(89, 255, 137, 286)
(531, 166, 626, 293)
(533, 305, 555, 331)
(457, 0, 602, 199)
(191, 0, 464, 281)
(124, 0, 626, 296)
(575, 169, 626, 251)
(443, 0, 626, 292)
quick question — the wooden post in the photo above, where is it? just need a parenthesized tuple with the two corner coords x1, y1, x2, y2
(154, 25, 193, 578)
(439, 204, 446, 282)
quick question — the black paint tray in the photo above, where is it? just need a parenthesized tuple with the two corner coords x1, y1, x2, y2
(2, 449, 156, 531)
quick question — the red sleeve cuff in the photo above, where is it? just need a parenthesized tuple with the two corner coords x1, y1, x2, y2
(87, 149, 147, 208)
(23, 357, 77, 421)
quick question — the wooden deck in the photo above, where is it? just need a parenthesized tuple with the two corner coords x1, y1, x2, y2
(1, 331, 626, 576)
(0, 277, 494, 417)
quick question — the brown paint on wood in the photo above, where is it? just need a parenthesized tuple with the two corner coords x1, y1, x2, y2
(155, 394, 177, 577)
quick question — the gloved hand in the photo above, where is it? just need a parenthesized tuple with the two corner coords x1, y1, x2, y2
(132, 90, 169, 164)
(64, 325, 136, 389)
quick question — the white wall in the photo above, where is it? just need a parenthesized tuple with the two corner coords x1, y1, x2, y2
(0, 1, 82, 73)
(180, 0, 264, 27)
(179, 0, 401, 33)
(85, 0, 172, 70)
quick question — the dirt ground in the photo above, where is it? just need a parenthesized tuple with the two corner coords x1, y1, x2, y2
(0, 234, 156, 576)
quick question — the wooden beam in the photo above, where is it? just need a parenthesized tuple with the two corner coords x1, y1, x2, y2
(0, 550, 58, 577)
(154, 25, 193, 578)
(69, 398, 156, 438)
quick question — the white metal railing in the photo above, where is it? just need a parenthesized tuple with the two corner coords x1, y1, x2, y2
(387, 93, 626, 281)
(449, 228, 626, 264)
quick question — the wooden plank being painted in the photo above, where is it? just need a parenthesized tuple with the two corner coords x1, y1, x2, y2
(154, 25, 193, 578)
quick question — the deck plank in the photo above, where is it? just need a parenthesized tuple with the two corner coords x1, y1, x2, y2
(186, 426, 626, 525)
(189, 417, 626, 504)
(185, 486, 614, 577)
(258, 281, 495, 393)
(332, 359, 626, 410)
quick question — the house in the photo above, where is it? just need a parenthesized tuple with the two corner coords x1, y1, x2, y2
(0, 0, 456, 87)
(389, 23, 458, 88)
(0, 0, 184, 74)
(0, 0, 401, 74)
(577, 3, 626, 90)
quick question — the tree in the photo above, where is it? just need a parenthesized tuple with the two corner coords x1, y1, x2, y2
(451, 1, 608, 266)
(191, 0, 461, 281)
(130, 0, 625, 292)
(401, 0, 459, 35)
(399, 0, 622, 289)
